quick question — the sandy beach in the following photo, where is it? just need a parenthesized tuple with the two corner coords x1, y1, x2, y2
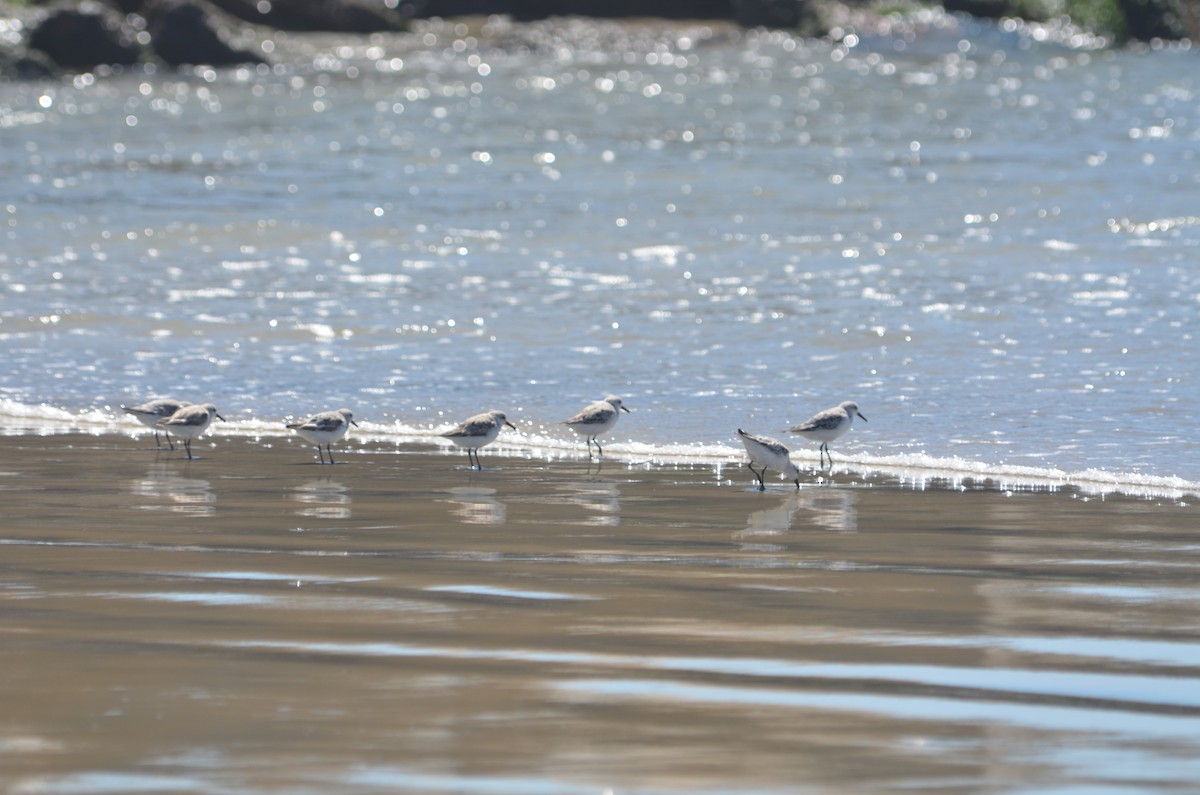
(2, 432, 1199, 794)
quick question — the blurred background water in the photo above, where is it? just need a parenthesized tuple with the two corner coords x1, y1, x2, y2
(2, 13, 1198, 487)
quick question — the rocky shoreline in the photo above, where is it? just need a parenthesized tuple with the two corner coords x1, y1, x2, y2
(1, 0, 1196, 78)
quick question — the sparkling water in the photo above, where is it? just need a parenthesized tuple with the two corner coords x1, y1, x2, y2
(2, 15, 1198, 490)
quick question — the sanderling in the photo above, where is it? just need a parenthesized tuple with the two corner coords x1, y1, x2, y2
(737, 429, 801, 491)
(786, 400, 866, 468)
(122, 397, 192, 450)
(562, 395, 630, 458)
(439, 409, 516, 470)
(288, 408, 358, 465)
(158, 403, 225, 460)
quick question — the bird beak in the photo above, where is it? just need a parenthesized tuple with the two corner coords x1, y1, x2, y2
(216, 413, 227, 422)
(351, 420, 360, 427)
(857, 412, 867, 422)
(621, 405, 631, 413)
(505, 421, 517, 430)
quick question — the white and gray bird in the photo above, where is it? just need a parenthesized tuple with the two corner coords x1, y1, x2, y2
(439, 409, 516, 470)
(786, 400, 866, 468)
(288, 408, 358, 465)
(157, 403, 225, 460)
(122, 397, 192, 450)
(737, 429, 801, 491)
(561, 395, 630, 458)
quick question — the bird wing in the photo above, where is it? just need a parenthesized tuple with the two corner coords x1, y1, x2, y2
(306, 413, 346, 432)
(739, 430, 789, 455)
(790, 409, 843, 433)
(564, 404, 612, 425)
(442, 415, 494, 438)
(161, 407, 206, 427)
(125, 399, 185, 418)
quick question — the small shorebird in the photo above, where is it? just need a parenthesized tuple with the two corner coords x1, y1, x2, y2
(737, 429, 801, 491)
(288, 408, 358, 465)
(786, 400, 866, 468)
(158, 403, 225, 460)
(562, 395, 630, 458)
(439, 409, 516, 470)
(122, 397, 191, 450)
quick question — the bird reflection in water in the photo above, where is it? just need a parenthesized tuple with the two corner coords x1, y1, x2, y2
(443, 486, 506, 525)
(128, 466, 215, 516)
(558, 481, 621, 527)
(735, 492, 801, 551)
(734, 488, 859, 550)
(800, 488, 858, 533)
(291, 480, 352, 519)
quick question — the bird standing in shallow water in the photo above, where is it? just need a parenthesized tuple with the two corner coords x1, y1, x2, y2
(562, 396, 630, 458)
(122, 397, 191, 450)
(158, 403, 225, 460)
(288, 408, 358, 465)
(737, 429, 801, 491)
(786, 400, 866, 469)
(439, 410, 516, 470)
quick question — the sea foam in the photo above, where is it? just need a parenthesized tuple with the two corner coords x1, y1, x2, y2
(2, 399, 1195, 501)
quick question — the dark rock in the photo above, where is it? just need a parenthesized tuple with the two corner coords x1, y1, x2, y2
(940, 0, 1011, 19)
(107, 0, 153, 13)
(941, 0, 1196, 41)
(205, 0, 406, 32)
(507, 0, 736, 22)
(1116, 0, 1192, 40)
(733, 0, 804, 28)
(0, 47, 57, 80)
(28, 9, 140, 71)
(403, 0, 505, 14)
(148, 1, 266, 66)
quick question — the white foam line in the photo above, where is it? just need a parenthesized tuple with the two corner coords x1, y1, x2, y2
(2, 400, 1198, 500)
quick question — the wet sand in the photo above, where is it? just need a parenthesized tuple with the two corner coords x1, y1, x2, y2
(2, 433, 1199, 794)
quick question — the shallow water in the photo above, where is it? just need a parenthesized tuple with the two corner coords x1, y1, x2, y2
(2, 434, 1199, 794)
(2, 15, 1199, 489)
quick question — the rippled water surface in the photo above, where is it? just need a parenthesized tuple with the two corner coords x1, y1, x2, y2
(2, 435, 1199, 794)
(5, 17, 1200, 791)
(2, 15, 1199, 487)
